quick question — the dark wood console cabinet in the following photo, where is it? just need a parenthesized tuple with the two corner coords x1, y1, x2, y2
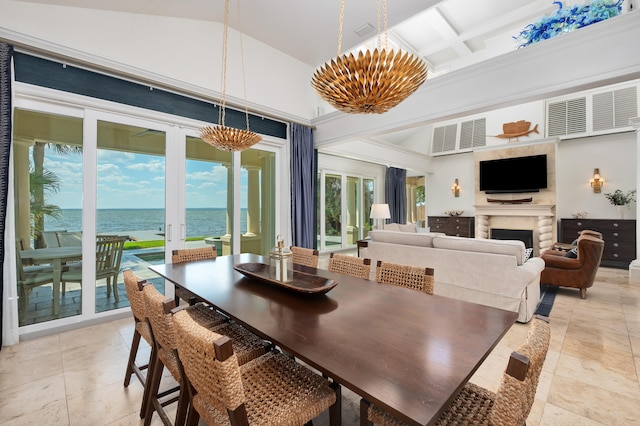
(428, 216, 475, 238)
(559, 218, 636, 269)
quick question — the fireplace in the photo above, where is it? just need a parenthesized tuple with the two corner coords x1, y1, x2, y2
(491, 228, 534, 249)
(474, 204, 555, 256)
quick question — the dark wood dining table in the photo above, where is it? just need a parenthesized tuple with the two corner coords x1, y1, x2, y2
(149, 253, 518, 426)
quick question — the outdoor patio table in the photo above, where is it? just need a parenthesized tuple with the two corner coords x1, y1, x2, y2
(20, 246, 82, 315)
(150, 253, 517, 425)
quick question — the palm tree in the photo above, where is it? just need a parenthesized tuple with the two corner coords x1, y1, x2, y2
(31, 142, 81, 248)
(29, 167, 62, 247)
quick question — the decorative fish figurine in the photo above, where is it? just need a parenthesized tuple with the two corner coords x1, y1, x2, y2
(492, 120, 539, 141)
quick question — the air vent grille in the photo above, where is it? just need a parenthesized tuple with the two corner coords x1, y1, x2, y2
(432, 124, 457, 154)
(592, 87, 636, 131)
(547, 97, 586, 136)
(459, 118, 486, 150)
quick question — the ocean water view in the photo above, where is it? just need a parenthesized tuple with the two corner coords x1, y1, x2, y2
(44, 208, 247, 239)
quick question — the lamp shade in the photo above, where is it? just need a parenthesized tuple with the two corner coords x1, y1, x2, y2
(370, 203, 391, 219)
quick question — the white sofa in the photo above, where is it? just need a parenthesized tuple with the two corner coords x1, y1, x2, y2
(360, 229, 545, 323)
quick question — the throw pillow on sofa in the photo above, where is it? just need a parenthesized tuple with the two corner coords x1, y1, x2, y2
(564, 248, 578, 258)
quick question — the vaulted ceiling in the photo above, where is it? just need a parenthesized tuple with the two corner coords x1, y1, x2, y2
(14, 0, 565, 75)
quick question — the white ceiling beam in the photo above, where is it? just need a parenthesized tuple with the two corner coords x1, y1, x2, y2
(313, 12, 640, 148)
(428, 7, 472, 57)
(457, 0, 556, 42)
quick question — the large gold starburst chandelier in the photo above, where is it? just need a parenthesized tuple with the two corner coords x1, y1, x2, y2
(199, 0, 261, 151)
(311, 0, 428, 115)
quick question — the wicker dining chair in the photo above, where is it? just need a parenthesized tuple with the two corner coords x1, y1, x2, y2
(362, 315, 551, 426)
(328, 253, 371, 280)
(291, 246, 320, 268)
(122, 270, 154, 417)
(142, 284, 270, 426)
(171, 246, 217, 305)
(172, 308, 342, 426)
(375, 260, 435, 294)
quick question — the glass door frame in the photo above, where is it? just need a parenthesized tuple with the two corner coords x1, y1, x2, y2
(317, 169, 374, 252)
(11, 84, 289, 337)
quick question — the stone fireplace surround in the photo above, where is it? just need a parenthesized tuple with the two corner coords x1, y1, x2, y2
(473, 139, 558, 257)
(475, 204, 555, 257)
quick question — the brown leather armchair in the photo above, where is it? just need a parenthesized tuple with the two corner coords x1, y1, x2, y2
(541, 234, 604, 299)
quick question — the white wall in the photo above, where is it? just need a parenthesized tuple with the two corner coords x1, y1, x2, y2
(0, 0, 317, 121)
(556, 132, 637, 220)
(426, 152, 475, 217)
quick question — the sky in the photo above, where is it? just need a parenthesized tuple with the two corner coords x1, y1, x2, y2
(42, 146, 249, 209)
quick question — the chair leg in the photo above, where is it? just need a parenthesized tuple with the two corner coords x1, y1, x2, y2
(175, 375, 190, 426)
(143, 346, 163, 424)
(186, 402, 200, 426)
(329, 381, 342, 426)
(124, 329, 142, 387)
(360, 399, 374, 426)
(113, 274, 119, 301)
(580, 288, 587, 299)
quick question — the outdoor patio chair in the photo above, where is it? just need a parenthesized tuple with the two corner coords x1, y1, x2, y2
(16, 239, 55, 323)
(361, 315, 551, 426)
(172, 308, 341, 426)
(142, 284, 270, 426)
(171, 246, 217, 305)
(375, 260, 434, 294)
(328, 253, 371, 280)
(291, 246, 320, 268)
(60, 236, 126, 300)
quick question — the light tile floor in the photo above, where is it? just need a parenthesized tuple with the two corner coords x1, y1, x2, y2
(1, 266, 638, 425)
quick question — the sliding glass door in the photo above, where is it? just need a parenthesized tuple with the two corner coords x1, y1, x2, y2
(13, 95, 282, 333)
(184, 135, 233, 255)
(317, 172, 375, 251)
(13, 108, 84, 326)
(95, 119, 167, 313)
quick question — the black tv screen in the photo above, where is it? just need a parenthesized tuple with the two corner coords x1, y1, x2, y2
(479, 154, 548, 194)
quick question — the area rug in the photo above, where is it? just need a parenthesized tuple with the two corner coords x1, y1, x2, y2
(535, 284, 558, 317)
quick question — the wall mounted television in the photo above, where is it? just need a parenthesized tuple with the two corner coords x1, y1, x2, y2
(479, 154, 548, 194)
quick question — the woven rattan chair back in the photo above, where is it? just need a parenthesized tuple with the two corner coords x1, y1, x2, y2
(364, 315, 551, 426)
(123, 269, 147, 323)
(173, 309, 341, 425)
(375, 261, 434, 294)
(173, 309, 244, 421)
(171, 246, 217, 305)
(490, 315, 551, 425)
(142, 284, 228, 426)
(328, 253, 371, 280)
(143, 284, 180, 351)
(291, 246, 320, 268)
(172, 246, 217, 264)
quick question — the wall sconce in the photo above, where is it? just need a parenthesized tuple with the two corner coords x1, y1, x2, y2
(451, 179, 460, 197)
(589, 168, 604, 193)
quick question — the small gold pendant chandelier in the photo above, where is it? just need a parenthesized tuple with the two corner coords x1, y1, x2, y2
(199, 0, 261, 151)
(311, 0, 428, 115)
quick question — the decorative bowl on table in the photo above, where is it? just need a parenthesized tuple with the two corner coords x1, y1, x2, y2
(233, 263, 338, 295)
(444, 210, 464, 217)
(571, 211, 588, 219)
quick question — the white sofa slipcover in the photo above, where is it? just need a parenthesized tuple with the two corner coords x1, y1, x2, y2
(360, 230, 545, 323)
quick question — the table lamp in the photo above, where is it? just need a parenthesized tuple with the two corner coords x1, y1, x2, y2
(370, 203, 391, 230)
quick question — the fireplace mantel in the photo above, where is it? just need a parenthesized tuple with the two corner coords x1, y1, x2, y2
(474, 204, 556, 255)
(474, 204, 555, 217)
